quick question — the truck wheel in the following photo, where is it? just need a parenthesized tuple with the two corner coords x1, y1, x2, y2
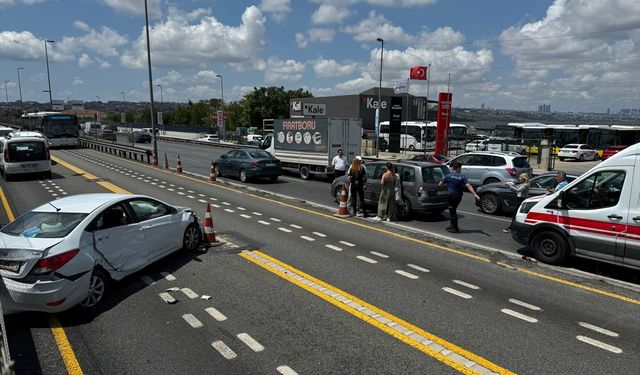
(408, 145, 415, 151)
(299, 165, 311, 180)
(531, 231, 568, 265)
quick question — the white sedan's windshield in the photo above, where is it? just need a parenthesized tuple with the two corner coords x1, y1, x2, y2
(2, 212, 87, 238)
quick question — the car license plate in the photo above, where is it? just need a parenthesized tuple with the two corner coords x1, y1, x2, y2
(21, 163, 37, 169)
(266, 163, 276, 167)
(437, 191, 448, 195)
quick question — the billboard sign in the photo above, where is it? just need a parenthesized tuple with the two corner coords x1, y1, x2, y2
(302, 103, 326, 117)
(273, 118, 328, 152)
(435, 92, 453, 155)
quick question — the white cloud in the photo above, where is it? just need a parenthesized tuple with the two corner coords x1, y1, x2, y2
(364, 0, 436, 5)
(155, 70, 183, 86)
(121, 6, 267, 69)
(312, 4, 351, 25)
(194, 70, 221, 82)
(100, 0, 161, 17)
(295, 33, 308, 48)
(59, 25, 128, 57)
(78, 54, 94, 68)
(343, 11, 413, 43)
(312, 58, 360, 77)
(73, 21, 91, 32)
(72, 78, 85, 86)
(308, 28, 335, 43)
(0, 0, 15, 8)
(21, 0, 45, 4)
(260, 0, 291, 23)
(264, 57, 305, 83)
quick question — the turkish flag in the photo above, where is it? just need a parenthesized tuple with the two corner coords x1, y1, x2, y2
(410, 66, 428, 80)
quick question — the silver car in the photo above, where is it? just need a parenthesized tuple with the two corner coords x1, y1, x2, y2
(446, 151, 532, 185)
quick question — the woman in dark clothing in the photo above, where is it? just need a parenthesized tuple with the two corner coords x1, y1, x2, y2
(348, 157, 368, 217)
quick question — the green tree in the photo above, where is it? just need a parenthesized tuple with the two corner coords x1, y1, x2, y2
(240, 86, 313, 128)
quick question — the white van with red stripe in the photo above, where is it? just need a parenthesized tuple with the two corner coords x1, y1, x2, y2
(511, 142, 639, 270)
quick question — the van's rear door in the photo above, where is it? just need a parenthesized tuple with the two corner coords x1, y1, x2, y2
(623, 153, 640, 268)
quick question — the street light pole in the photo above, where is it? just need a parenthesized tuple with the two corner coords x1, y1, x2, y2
(144, 0, 158, 165)
(44, 40, 54, 109)
(17, 67, 24, 103)
(376, 37, 384, 157)
(216, 74, 224, 137)
(3, 81, 9, 103)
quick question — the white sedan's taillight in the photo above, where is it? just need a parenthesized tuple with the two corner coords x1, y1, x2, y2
(31, 249, 79, 275)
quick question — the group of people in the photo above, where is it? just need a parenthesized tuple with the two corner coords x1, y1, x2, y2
(332, 150, 399, 221)
(332, 149, 571, 234)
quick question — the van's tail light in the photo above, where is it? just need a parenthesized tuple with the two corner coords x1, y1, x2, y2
(3, 148, 8, 163)
(506, 168, 517, 176)
(31, 249, 79, 275)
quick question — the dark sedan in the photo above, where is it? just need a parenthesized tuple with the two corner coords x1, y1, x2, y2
(215, 149, 282, 182)
(129, 131, 152, 143)
(476, 172, 578, 215)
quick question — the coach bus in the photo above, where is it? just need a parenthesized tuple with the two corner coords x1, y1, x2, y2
(379, 121, 467, 151)
(20, 112, 80, 147)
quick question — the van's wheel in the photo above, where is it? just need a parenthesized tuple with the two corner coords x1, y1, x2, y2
(479, 193, 501, 215)
(79, 268, 110, 308)
(397, 198, 412, 220)
(182, 223, 201, 251)
(483, 177, 500, 185)
(239, 169, 248, 182)
(299, 165, 311, 180)
(531, 231, 568, 265)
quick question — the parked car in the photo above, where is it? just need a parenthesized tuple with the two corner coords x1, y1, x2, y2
(215, 148, 282, 182)
(0, 194, 201, 314)
(465, 139, 489, 152)
(0, 126, 15, 139)
(330, 160, 450, 219)
(558, 144, 598, 161)
(0, 136, 51, 180)
(410, 154, 449, 164)
(601, 145, 628, 160)
(476, 172, 578, 215)
(198, 134, 220, 143)
(445, 151, 532, 186)
(11, 130, 44, 139)
(98, 129, 117, 141)
(129, 131, 152, 143)
(142, 127, 159, 135)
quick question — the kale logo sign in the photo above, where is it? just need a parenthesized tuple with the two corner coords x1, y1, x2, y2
(303, 103, 326, 116)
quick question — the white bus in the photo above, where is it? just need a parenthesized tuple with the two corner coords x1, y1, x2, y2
(20, 112, 80, 147)
(379, 121, 467, 151)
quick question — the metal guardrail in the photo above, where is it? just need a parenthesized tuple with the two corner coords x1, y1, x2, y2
(79, 138, 152, 163)
(156, 135, 256, 149)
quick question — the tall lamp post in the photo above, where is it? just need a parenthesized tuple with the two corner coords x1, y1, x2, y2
(17, 67, 24, 103)
(3, 81, 9, 103)
(375, 37, 384, 157)
(44, 40, 54, 109)
(216, 74, 224, 137)
(143, 0, 158, 165)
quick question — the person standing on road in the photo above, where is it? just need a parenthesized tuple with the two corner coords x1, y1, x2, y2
(373, 162, 396, 221)
(347, 157, 368, 217)
(438, 162, 480, 233)
(331, 149, 348, 180)
(547, 170, 569, 193)
(502, 173, 530, 233)
(346, 156, 367, 208)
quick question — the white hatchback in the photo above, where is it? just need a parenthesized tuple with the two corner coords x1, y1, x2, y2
(0, 194, 201, 314)
(558, 143, 598, 161)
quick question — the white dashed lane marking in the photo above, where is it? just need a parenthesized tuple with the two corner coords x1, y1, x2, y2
(395, 270, 419, 279)
(182, 314, 203, 328)
(407, 264, 429, 273)
(312, 232, 326, 237)
(509, 298, 541, 311)
(278, 227, 292, 233)
(339, 241, 355, 247)
(576, 335, 622, 354)
(161, 272, 176, 281)
(442, 287, 472, 299)
(453, 280, 480, 290)
(370, 251, 389, 259)
(181, 288, 199, 299)
(224, 209, 235, 213)
(578, 322, 619, 337)
(300, 236, 315, 242)
(237, 333, 264, 352)
(290, 224, 302, 229)
(158, 292, 176, 304)
(205, 307, 228, 321)
(240, 214, 252, 219)
(222, 202, 231, 206)
(277, 366, 299, 375)
(325, 244, 343, 252)
(211, 341, 237, 360)
(258, 220, 271, 225)
(356, 256, 377, 264)
(252, 212, 262, 216)
(270, 217, 282, 222)
(500, 309, 538, 323)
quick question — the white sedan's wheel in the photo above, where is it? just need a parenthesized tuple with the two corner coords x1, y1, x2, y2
(80, 269, 108, 308)
(183, 223, 201, 251)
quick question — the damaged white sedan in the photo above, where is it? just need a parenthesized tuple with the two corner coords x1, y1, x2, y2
(0, 194, 200, 314)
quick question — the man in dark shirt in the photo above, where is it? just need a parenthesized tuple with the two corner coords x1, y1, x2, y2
(439, 162, 480, 233)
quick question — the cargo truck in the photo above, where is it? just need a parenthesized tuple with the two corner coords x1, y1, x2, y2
(260, 118, 362, 180)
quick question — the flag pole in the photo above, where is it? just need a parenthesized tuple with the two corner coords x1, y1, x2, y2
(405, 79, 409, 154)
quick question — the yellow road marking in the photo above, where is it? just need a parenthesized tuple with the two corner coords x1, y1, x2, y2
(48, 316, 84, 375)
(241, 250, 515, 375)
(52, 155, 130, 194)
(0, 185, 15, 222)
(66, 149, 640, 305)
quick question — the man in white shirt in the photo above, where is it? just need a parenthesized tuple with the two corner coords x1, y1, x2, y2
(331, 149, 348, 180)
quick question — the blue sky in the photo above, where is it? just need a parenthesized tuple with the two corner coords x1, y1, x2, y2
(0, 0, 638, 113)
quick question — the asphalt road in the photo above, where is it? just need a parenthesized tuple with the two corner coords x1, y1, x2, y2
(2, 148, 640, 374)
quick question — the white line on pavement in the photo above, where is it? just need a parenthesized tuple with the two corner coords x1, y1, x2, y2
(576, 335, 622, 354)
(578, 322, 619, 337)
(300, 236, 315, 241)
(312, 232, 327, 237)
(161, 272, 176, 281)
(407, 264, 429, 273)
(158, 293, 176, 304)
(279, 227, 292, 233)
(325, 244, 343, 251)
(357, 256, 377, 264)
(277, 366, 299, 375)
(396, 270, 419, 279)
(453, 280, 480, 290)
(270, 218, 282, 222)
(222, 202, 231, 206)
(212, 341, 237, 360)
(500, 309, 538, 323)
(237, 333, 264, 352)
(236, 207, 246, 210)
(182, 314, 203, 328)
(370, 251, 389, 258)
(240, 214, 252, 219)
(339, 241, 355, 247)
(252, 212, 263, 216)
(181, 288, 199, 299)
(205, 307, 227, 321)
(509, 298, 541, 311)
(442, 287, 473, 299)
(290, 224, 302, 229)
(258, 220, 271, 225)
(224, 209, 235, 213)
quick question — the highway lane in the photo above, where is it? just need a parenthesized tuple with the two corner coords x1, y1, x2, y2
(3, 148, 639, 374)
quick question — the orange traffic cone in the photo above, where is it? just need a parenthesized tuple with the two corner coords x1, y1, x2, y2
(335, 185, 350, 217)
(152, 152, 158, 167)
(176, 155, 183, 173)
(163, 153, 169, 170)
(209, 161, 217, 183)
(202, 202, 219, 245)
